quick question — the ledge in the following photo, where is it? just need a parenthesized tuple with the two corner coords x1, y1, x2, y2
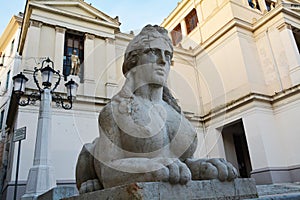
(63, 178, 258, 200)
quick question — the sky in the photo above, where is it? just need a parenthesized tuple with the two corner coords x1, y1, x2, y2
(0, 0, 179, 36)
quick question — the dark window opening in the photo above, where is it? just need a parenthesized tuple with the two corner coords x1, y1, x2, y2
(1, 54, 5, 66)
(185, 9, 199, 34)
(265, 0, 276, 11)
(171, 24, 182, 46)
(292, 27, 300, 53)
(63, 32, 84, 82)
(248, 0, 260, 10)
(0, 110, 4, 130)
(5, 70, 10, 91)
(10, 39, 15, 55)
(221, 119, 252, 178)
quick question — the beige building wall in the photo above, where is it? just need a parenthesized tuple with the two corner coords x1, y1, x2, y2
(162, 0, 300, 184)
(3, 2, 131, 198)
(3, 2, 300, 198)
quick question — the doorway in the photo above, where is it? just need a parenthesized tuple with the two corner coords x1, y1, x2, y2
(222, 119, 252, 178)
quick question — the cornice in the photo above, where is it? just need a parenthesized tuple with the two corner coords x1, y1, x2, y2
(30, 0, 120, 26)
(186, 84, 300, 123)
(29, 2, 119, 29)
(0, 15, 22, 50)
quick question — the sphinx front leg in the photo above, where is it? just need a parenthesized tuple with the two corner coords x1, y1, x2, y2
(185, 158, 238, 181)
(75, 139, 103, 194)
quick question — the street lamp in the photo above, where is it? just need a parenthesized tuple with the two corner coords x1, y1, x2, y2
(13, 57, 78, 109)
(12, 58, 79, 199)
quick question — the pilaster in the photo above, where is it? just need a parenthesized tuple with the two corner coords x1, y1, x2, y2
(23, 20, 42, 70)
(277, 22, 300, 85)
(83, 33, 96, 96)
(54, 27, 66, 93)
(105, 38, 118, 98)
(54, 27, 66, 74)
(180, 20, 188, 37)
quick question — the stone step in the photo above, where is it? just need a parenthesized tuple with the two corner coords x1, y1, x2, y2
(250, 182, 300, 200)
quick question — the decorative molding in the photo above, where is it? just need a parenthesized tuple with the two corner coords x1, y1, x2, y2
(105, 37, 115, 45)
(55, 26, 66, 33)
(30, 20, 43, 28)
(85, 33, 95, 40)
(277, 22, 292, 31)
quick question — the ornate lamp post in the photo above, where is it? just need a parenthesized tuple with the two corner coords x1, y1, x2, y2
(12, 58, 78, 200)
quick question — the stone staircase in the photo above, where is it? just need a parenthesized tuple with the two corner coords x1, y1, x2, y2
(251, 182, 300, 199)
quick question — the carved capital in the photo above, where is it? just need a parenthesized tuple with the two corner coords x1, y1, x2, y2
(55, 26, 66, 33)
(30, 20, 42, 28)
(85, 33, 95, 40)
(105, 37, 115, 45)
(277, 22, 292, 31)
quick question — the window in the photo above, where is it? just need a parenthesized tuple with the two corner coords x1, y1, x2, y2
(248, 0, 260, 10)
(0, 110, 4, 130)
(0, 53, 2, 66)
(185, 9, 199, 34)
(171, 24, 182, 46)
(1, 54, 5, 66)
(292, 27, 300, 53)
(265, 0, 276, 11)
(63, 32, 84, 82)
(10, 39, 15, 55)
(5, 70, 10, 91)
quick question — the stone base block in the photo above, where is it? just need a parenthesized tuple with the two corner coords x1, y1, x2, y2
(37, 187, 78, 200)
(63, 178, 258, 200)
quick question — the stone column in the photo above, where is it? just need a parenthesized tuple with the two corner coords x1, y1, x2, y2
(22, 89, 56, 200)
(54, 27, 66, 93)
(23, 21, 42, 70)
(180, 20, 188, 37)
(83, 33, 96, 96)
(54, 27, 66, 74)
(257, 0, 268, 13)
(278, 23, 300, 85)
(105, 38, 118, 98)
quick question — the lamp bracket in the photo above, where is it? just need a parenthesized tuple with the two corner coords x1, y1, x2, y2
(52, 93, 72, 110)
(16, 92, 41, 106)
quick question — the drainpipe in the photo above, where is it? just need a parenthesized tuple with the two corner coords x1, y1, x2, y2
(265, 28, 284, 91)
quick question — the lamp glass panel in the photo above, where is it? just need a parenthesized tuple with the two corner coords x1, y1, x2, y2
(42, 69, 53, 85)
(66, 82, 78, 100)
(13, 77, 27, 93)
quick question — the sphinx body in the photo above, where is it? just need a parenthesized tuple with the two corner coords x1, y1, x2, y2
(75, 25, 237, 194)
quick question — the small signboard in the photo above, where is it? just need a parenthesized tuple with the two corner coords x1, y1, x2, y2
(13, 127, 26, 142)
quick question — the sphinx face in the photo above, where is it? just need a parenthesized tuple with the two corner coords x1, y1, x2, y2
(133, 38, 172, 87)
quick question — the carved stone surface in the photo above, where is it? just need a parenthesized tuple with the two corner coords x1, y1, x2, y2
(63, 179, 258, 200)
(75, 25, 238, 193)
(37, 187, 78, 200)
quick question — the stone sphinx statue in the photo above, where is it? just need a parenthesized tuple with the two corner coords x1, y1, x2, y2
(75, 25, 238, 194)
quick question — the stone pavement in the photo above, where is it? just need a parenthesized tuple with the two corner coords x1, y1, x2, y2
(251, 182, 300, 199)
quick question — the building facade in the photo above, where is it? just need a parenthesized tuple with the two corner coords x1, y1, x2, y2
(1, 1, 133, 199)
(1, 0, 300, 199)
(162, 0, 300, 185)
(0, 13, 23, 200)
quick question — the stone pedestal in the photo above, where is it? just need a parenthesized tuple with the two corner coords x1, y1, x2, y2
(37, 186, 78, 200)
(63, 179, 258, 200)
